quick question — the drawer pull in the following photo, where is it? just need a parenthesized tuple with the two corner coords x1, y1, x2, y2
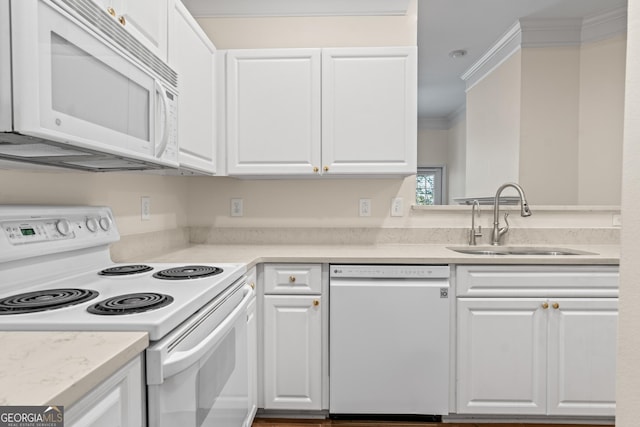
(249, 282, 255, 290)
(552, 302, 560, 309)
(118, 15, 126, 25)
(107, 6, 116, 16)
(289, 275, 296, 283)
(541, 302, 549, 309)
(313, 300, 320, 307)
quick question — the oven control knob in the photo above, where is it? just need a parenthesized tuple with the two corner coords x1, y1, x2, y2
(55, 219, 72, 236)
(99, 216, 112, 231)
(86, 217, 98, 232)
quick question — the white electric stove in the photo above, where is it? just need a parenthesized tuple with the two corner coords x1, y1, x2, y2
(0, 205, 255, 426)
(0, 205, 246, 341)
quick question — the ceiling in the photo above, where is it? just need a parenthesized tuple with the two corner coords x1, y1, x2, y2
(182, 0, 628, 120)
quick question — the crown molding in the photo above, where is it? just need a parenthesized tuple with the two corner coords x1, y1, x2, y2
(460, 21, 522, 92)
(461, 7, 628, 92)
(183, 0, 411, 17)
(582, 6, 627, 43)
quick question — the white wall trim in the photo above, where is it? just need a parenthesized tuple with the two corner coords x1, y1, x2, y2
(183, 0, 411, 17)
(461, 21, 522, 92)
(582, 6, 628, 43)
(462, 7, 628, 92)
(519, 18, 582, 48)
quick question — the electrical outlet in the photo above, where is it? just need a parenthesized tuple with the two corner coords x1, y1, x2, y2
(359, 199, 371, 217)
(231, 198, 243, 217)
(141, 196, 151, 221)
(391, 197, 404, 217)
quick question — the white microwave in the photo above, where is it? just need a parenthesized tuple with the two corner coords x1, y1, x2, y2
(0, 0, 179, 171)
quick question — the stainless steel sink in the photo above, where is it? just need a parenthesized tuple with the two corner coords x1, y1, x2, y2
(447, 246, 597, 256)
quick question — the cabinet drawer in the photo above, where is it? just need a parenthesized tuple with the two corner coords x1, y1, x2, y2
(264, 264, 322, 294)
(456, 265, 619, 297)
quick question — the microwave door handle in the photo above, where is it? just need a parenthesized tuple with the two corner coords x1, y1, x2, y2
(160, 284, 253, 382)
(154, 79, 170, 158)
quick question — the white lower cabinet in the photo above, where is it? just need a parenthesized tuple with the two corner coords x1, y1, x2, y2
(263, 295, 322, 410)
(65, 355, 145, 427)
(455, 265, 618, 418)
(261, 264, 324, 411)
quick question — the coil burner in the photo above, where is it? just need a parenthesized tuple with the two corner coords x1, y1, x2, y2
(153, 265, 223, 280)
(87, 292, 174, 315)
(0, 289, 99, 314)
(98, 265, 153, 276)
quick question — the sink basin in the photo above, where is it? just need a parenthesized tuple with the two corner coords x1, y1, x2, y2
(447, 246, 597, 256)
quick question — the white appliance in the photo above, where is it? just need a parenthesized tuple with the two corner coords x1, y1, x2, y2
(0, 205, 255, 427)
(0, 0, 179, 171)
(329, 264, 450, 419)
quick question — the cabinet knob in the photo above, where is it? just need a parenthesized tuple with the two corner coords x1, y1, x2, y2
(249, 282, 255, 290)
(118, 15, 126, 26)
(106, 6, 116, 16)
(323, 166, 329, 172)
(552, 302, 560, 309)
(541, 302, 549, 309)
(289, 275, 296, 283)
(313, 300, 320, 307)
(313, 166, 319, 173)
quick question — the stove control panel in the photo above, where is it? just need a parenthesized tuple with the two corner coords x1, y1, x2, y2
(0, 206, 120, 264)
(1, 215, 115, 245)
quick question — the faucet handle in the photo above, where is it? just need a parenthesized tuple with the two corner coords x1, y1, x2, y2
(502, 212, 510, 230)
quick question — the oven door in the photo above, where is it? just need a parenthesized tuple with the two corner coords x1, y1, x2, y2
(7, 0, 177, 168)
(147, 281, 254, 427)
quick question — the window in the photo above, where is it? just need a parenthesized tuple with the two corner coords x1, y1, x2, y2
(416, 167, 444, 205)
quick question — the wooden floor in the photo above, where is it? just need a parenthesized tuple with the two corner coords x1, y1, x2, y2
(253, 419, 612, 427)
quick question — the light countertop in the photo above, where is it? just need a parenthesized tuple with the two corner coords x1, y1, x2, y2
(143, 243, 620, 266)
(0, 331, 148, 407)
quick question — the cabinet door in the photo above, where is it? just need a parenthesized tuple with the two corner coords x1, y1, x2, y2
(168, 0, 217, 174)
(117, 0, 168, 60)
(66, 356, 144, 427)
(547, 298, 618, 416)
(263, 295, 322, 410)
(457, 298, 547, 415)
(227, 49, 321, 176)
(321, 47, 417, 175)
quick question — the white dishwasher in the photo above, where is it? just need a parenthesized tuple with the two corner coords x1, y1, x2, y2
(329, 264, 450, 419)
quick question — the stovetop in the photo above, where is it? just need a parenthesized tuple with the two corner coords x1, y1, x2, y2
(0, 205, 246, 341)
(0, 261, 246, 340)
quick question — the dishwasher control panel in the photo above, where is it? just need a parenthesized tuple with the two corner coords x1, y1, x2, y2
(329, 264, 450, 279)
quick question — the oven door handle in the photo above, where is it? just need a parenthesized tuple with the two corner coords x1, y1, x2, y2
(161, 284, 253, 381)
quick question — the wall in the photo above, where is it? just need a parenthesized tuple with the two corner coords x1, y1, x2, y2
(447, 110, 466, 202)
(616, 0, 640, 423)
(578, 34, 626, 205)
(443, 35, 626, 204)
(417, 126, 448, 167)
(0, 169, 190, 236)
(519, 46, 581, 205)
(465, 51, 522, 198)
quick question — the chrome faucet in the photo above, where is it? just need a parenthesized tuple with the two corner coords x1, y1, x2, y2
(491, 182, 532, 245)
(468, 200, 482, 245)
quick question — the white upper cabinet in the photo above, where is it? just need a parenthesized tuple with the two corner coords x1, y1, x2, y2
(91, 0, 169, 61)
(226, 49, 322, 175)
(225, 47, 417, 177)
(321, 47, 417, 175)
(168, 0, 217, 174)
